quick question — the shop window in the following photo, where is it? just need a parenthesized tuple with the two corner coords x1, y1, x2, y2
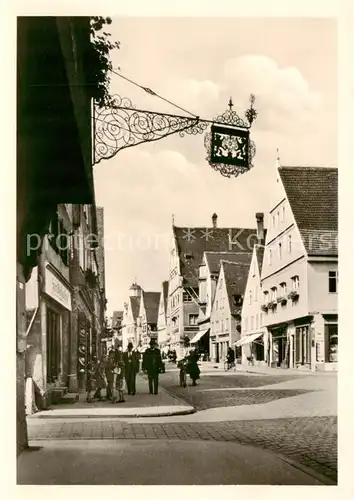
(328, 271, 338, 293)
(325, 324, 338, 362)
(46, 308, 61, 383)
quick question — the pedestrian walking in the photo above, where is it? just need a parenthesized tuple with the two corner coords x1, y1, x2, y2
(226, 347, 236, 370)
(112, 349, 125, 403)
(142, 339, 164, 395)
(104, 350, 115, 400)
(186, 349, 200, 386)
(123, 342, 139, 395)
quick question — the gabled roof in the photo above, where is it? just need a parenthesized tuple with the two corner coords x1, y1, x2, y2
(222, 260, 251, 316)
(173, 226, 257, 287)
(255, 244, 266, 274)
(130, 296, 141, 321)
(142, 291, 161, 325)
(204, 251, 252, 275)
(278, 166, 338, 256)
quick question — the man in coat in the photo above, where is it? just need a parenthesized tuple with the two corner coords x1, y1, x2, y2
(123, 342, 139, 395)
(142, 339, 164, 395)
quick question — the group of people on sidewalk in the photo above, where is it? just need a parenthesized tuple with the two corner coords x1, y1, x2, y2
(86, 339, 165, 403)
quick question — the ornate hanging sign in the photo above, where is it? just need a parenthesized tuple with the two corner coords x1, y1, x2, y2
(94, 94, 257, 179)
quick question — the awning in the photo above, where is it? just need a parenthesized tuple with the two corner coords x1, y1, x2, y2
(234, 332, 263, 347)
(190, 329, 210, 344)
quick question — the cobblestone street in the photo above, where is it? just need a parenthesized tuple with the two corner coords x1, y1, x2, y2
(24, 370, 337, 484)
(27, 416, 337, 483)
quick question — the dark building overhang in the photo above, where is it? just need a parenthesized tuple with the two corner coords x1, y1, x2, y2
(17, 17, 94, 279)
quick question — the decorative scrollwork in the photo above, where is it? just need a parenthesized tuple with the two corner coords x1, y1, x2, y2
(94, 94, 208, 164)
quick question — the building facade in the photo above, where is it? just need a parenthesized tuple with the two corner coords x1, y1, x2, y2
(157, 281, 170, 351)
(166, 214, 258, 357)
(239, 244, 267, 364)
(210, 259, 251, 362)
(122, 282, 142, 349)
(139, 291, 161, 347)
(261, 166, 338, 371)
(25, 203, 106, 408)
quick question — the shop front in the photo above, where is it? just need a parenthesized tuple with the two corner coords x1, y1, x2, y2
(42, 265, 72, 397)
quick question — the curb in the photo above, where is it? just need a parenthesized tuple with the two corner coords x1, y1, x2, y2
(29, 406, 195, 419)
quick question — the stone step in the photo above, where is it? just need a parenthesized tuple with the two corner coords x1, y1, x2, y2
(59, 393, 79, 404)
(51, 387, 68, 404)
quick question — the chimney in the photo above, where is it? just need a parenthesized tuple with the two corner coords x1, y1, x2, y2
(256, 212, 264, 242)
(212, 213, 218, 228)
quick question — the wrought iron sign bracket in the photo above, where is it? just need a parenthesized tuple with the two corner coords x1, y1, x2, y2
(94, 94, 258, 178)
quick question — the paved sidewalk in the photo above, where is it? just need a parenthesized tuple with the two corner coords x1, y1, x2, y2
(198, 361, 338, 377)
(29, 375, 194, 419)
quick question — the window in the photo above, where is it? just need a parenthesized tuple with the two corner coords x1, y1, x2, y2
(288, 235, 292, 253)
(278, 241, 282, 260)
(221, 321, 224, 332)
(328, 271, 338, 293)
(282, 206, 285, 222)
(233, 294, 243, 306)
(256, 314, 259, 329)
(189, 314, 198, 326)
(251, 316, 254, 330)
(216, 300, 219, 310)
(272, 215, 275, 228)
(249, 290, 252, 305)
(172, 317, 177, 329)
(252, 262, 256, 276)
(269, 249, 272, 266)
(291, 276, 299, 290)
(280, 282, 287, 296)
(245, 317, 249, 331)
(183, 292, 192, 302)
(271, 287, 277, 301)
(255, 286, 258, 302)
(277, 211, 280, 225)
(263, 291, 269, 304)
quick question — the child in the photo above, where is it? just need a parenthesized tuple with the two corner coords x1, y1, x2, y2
(112, 349, 126, 403)
(177, 357, 188, 388)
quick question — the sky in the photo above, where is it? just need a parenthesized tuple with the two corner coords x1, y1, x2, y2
(92, 17, 337, 316)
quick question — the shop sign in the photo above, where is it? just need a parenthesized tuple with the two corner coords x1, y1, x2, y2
(44, 267, 72, 310)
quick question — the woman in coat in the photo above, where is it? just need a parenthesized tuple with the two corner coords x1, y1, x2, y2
(186, 349, 201, 386)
